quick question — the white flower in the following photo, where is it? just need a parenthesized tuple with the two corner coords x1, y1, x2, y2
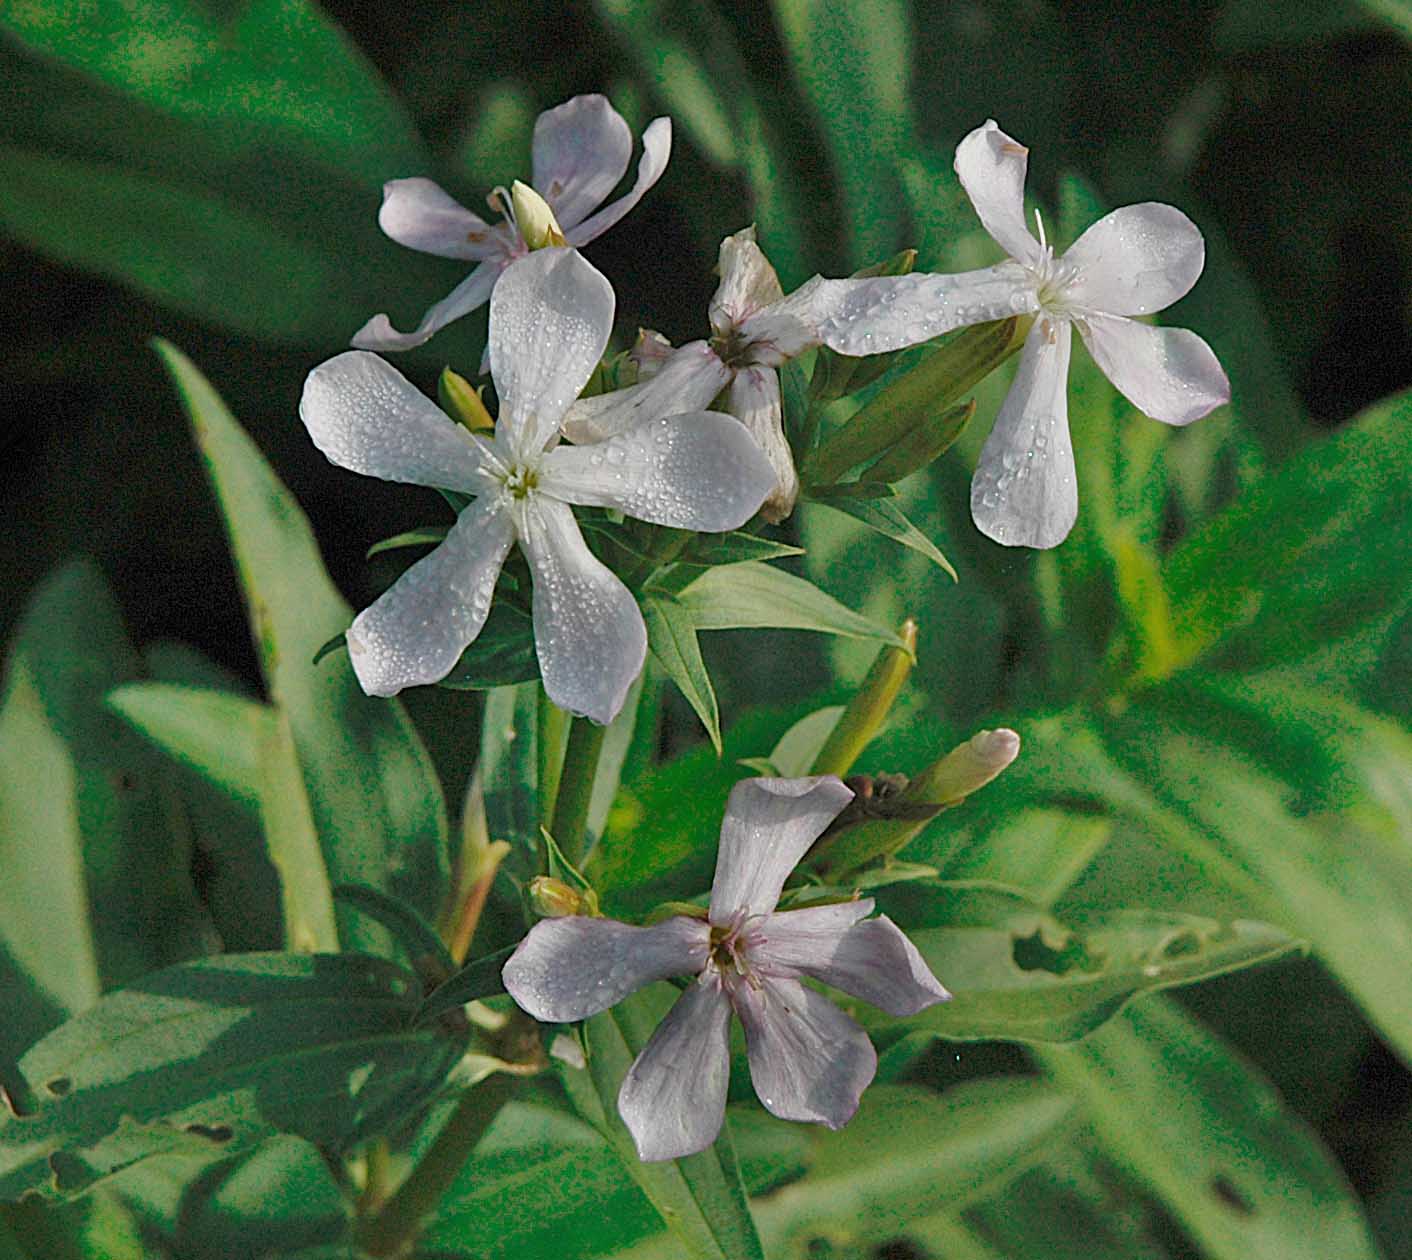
(300, 249, 774, 724)
(810, 120, 1231, 549)
(352, 94, 671, 354)
(502, 776, 950, 1162)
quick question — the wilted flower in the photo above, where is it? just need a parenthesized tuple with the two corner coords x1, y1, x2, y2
(503, 776, 950, 1161)
(301, 249, 773, 723)
(811, 120, 1230, 548)
(353, 94, 670, 353)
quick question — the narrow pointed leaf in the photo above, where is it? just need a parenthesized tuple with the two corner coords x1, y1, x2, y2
(642, 594, 721, 754)
(812, 496, 957, 579)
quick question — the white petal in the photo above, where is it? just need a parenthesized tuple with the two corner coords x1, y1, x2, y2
(300, 351, 500, 492)
(564, 116, 672, 246)
(806, 264, 1038, 356)
(352, 260, 501, 353)
(502, 914, 709, 1023)
(709, 226, 785, 336)
(954, 119, 1041, 267)
(733, 977, 876, 1128)
(1079, 312, 1230, 426)
(531, 94, 633, 230)
(346, 498, 514, 697)
(971, 318, 1077, 549)
(376, 177, 499, 260)
(760, 911, 950, 1017)
(709, 777, 854, 922)
(618, 976, 732, 1162)
(517, 495, 646, 724)
(728, 369, 798, 523)
(560, 341, 731, 443)
(1062, 203, 1207, 316)
(489, 250, 616, 461)
(540, 411, 774, 531)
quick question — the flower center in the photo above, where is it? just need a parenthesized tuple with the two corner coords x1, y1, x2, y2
(501, 464, 539, 499)
(708, 912, 764, 987)
(1027, 208, 1078, 315)
(709, 326, 755, 370)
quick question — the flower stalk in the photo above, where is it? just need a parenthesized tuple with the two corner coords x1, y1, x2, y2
(809, 619, 918, 778)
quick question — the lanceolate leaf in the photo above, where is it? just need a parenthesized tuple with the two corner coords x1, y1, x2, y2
(812, 495, 958, 579)
(642, 594, 721, 754)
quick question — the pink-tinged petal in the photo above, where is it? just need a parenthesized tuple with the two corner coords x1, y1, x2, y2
(352, 259, 501, 353)
(631, 328, 676, 379)
(618, 976, 733, 1162)
(709, 777, 854, 922)
(805, 264, 1038, 356)
(752, 899, 874, 974)
(762, 912, 950, 1017)
(710, 226, 785, 336)
(728, 369, 797, 523)
(346, 497, 514, 697)
(503, 915, 709, 1023)
(1062, 203, 1206, 316)
(733, 976, 876, 1128)
(564, 117, 672, 246)
(560, 341, 731, 443)
(954, 120, 1042, 267)
(516, 495, 646, 724)
(300, 351, 500, 493)
(531, 94, 633, 230)
(376, 177, 499, 260)
(737, 285, 822, 366)
(541, 411, 773, 531)
(489, 250, 615, 460)
(1078, 313, 1230, 427)
(971, 317, 1077, 549)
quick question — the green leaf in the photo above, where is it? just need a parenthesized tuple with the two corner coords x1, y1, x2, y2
(156, 342, 449, 951)
(813, 495, 958, 580)
(333, 885, 452, 976)
(366, 526, 450, 559)
(678, 532, 805, 568)
(479, 682, 543, 871)
(414, 946, 515, 1025)
(437, 604, 538, 691)
(1035, 997, 1381, 1260)
(759, 706, 844, 777)
(0, 953, 464, 1202)
(642, 594, 721, 754)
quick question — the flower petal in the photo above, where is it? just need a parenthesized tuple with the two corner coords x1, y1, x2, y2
(564, 117, 672, 246)
(560, 341, 731, 443)
(971, 317, 1077, 549)
(503, 914, 709, 1023)
(710, 226, 785, 336)
(728, 368, 798, 523)
(351, 259, 501, 353)
(489, 250, 616, 461)
(618, 976, 733, 1162)
(1061, 203, 1206, 317)
(540, 411, 774, 531)
(300, 350, 500, 492)
(805, 263, 1038, 355)
(375, 177, 500, 260)
(733, 976, 876, 1128)
(346, 497, 514, 697)
(954, 119, 1041, 266)
(1078, 312, 1230, 426)
(709, 777, 854, 922)
(517, 495, 646, 724)
(760, 911, 950, 1017)
(531, 94, 633, 230)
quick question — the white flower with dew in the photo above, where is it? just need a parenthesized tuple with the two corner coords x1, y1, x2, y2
(300, 249, 774, 724)
(502, 776, 950, 1161)
(352, 94, 671, 354)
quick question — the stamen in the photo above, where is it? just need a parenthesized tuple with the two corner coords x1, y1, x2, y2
(488, 185, 513, 224)
(1033, 207, 1048, 252)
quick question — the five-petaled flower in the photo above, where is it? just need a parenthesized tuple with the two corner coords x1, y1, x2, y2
(353, 94, 670, 354)
(811, 119, 1231, 549)
(502, 776, 950, 1161)
(300, 248, 774, 724)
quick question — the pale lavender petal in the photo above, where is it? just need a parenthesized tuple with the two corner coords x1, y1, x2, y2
(618, 976, 732, 1162)
(352, 259, 501, 353)
(300, 350, 500, 492)
(954, 120, 1042, 267)
(1078, 313, 1230, 427)
(733, 976, 876, 1128)
(1062, 203, 1206, 317)
(737, 289, 822, 366)
(516, 495, 646, 724)
(346, 498, 514, 697)
(502, 914, 709, 1023)
(727, 369, 797, 523)
(531, 94, 633, 230)
(970, 317, 1077, 549)
(709, 777, 854, 922)
(376, 177, 499, 260)
(565, 117, 672, 246)
(560, 341, 731, 443)
(489, 250, 615, 460)
(709, 226, 785, 336)
(752, 900, 875, 974)
(540, 411, 773, 530)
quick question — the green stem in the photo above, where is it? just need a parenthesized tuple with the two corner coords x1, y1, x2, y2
(550, 716, 609, 866)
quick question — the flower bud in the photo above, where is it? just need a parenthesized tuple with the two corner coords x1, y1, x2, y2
(810, 619, 918, 778)
(438, 367, 495, 431)
(528, 876, 582, 918)
(906, 728, 1020, 806)
(511, 180, 567, 249)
